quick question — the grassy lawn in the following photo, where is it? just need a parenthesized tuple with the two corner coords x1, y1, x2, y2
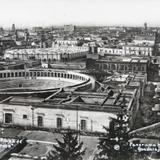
(0, 127, 23, 138)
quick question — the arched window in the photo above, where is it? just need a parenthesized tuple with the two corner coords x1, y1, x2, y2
(44, 72, 47, 77)
(37, 116, 43, 127)
(4, 73, 6, 78)
(57, 117, 62, 128)
(41, 72, 44, 77)
(80, 119, 87, 131)
(7, 72, 10, 77)
(30, 72, 33, 77)
(11, 72, 14, 77)
(37, 72, 40, 77)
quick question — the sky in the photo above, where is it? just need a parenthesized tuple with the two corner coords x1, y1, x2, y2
(0, 0, 160, 28)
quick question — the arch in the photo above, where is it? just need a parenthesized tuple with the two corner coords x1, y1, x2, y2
(7, 72, 10, 78)
(26, 72, 29, 77)
(44, 72, 47, 77)
(30, 72, 33, 77)
(41, 72, 44, 77)
(37, 72, 40, 77)
(11, 72, 14, 77)
(4, 73, 6, 78)
(34, 72, 36, 76)
(22, 72, 25, 77)
(19, 72, 22, 77)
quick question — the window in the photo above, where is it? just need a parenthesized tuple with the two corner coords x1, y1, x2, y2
(57, 117, 62, 128)
(80, 119, 87, 131)
(37, 116, 43, 127)
(5, 113, 12, 124)
(23, 115, 28, 119)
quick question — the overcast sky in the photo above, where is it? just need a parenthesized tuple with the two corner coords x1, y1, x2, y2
(0, 0, 160, 28)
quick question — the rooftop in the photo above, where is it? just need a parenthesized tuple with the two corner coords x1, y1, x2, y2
(5, 46, 89, 55)
(99, 56, 149, 63)
(1, 89, 136, 113)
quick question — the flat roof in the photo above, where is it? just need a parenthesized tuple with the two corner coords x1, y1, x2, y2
(131, 59, 139, 63)
(10, 97, 43, 103)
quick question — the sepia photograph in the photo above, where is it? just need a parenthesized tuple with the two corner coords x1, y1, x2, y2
(0, 0, 159, 159)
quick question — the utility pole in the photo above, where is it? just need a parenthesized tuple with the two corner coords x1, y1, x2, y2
(31, 107, 34, 127)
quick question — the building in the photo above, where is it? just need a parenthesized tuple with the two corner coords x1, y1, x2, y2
(0, 88, 137, 133)
(133, 32, 156, 45)
(4, 46, 89, 62)
(0, 69, 94, 94)
(96, 43, 154, 57)
(98, 47, 124, 56)
(123, 44, 153, 56)
(86, 56, 150, 74)
(12, 24, 16, 33)
(64, 24, 75, 33)
(54, 40, 78, 46)
(144, 22, 148, 30)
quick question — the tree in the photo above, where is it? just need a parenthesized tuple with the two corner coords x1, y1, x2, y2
(47, 129, 86, 160)
(95, 113, 134, 160)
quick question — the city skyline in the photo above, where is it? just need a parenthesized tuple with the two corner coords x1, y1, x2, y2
(0, 0, 160, 28)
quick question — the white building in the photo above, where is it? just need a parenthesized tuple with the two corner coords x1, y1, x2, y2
(123, 45, 153, 56)
(0, 88, 136, 133)
(4, 46, 89, 61)
(54, 40, 78, 46)
(98, 47, 124, 56)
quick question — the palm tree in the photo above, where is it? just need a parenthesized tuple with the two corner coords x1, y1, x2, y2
(47, 129, 86, 160)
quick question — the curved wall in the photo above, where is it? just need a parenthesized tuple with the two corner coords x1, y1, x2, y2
(0, 69, 94, 94)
